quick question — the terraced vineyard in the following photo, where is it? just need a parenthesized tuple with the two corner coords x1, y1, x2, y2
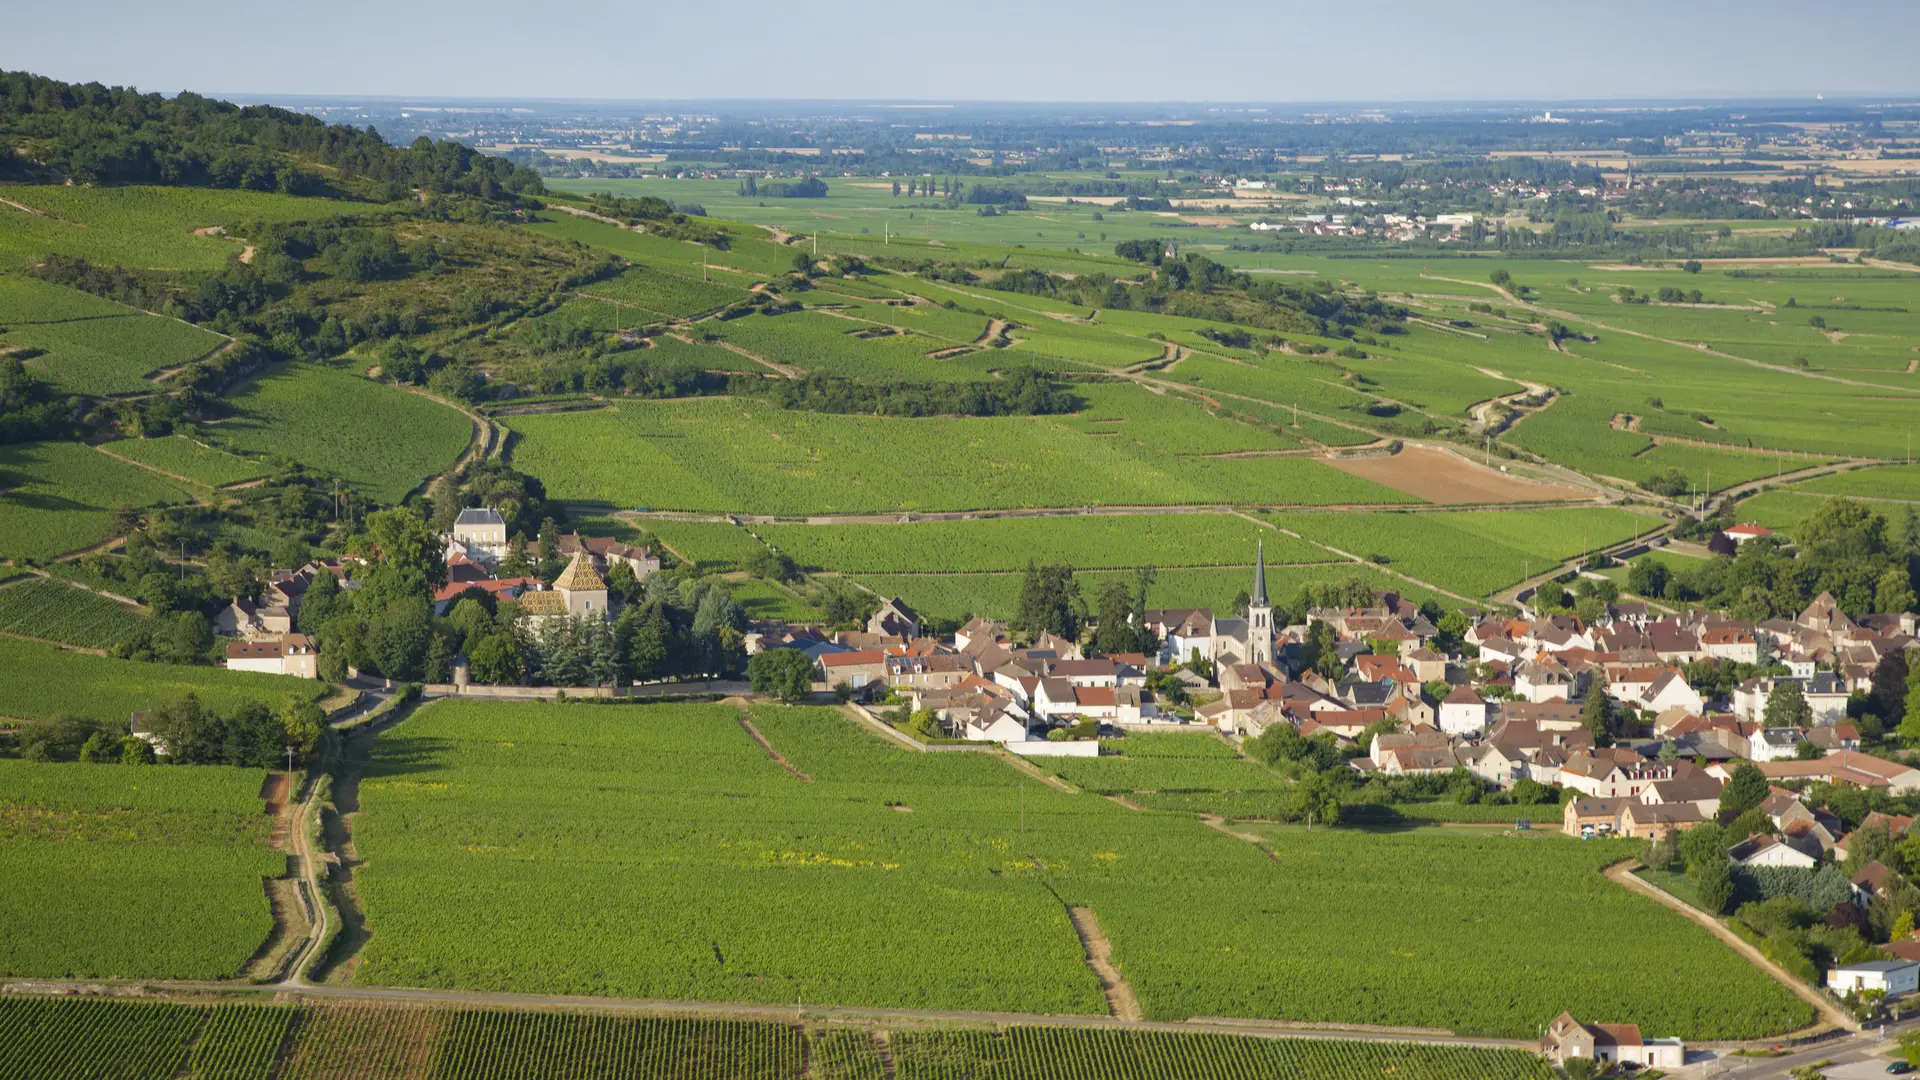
(0, 576, 150, 648)
(8, 312, 226, 395)
(0, 186, 345, 269)
(105, 435, 272, 487)
(210, 363, 473, 504)
(0, 440, 198, 560)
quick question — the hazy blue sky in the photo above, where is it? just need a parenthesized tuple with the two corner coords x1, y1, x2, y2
(5, 0, 1915, 103)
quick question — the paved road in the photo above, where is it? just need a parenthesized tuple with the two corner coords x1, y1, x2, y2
(1699, 1020, 1915, 1079)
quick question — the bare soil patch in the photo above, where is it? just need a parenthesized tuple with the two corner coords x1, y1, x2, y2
(739, 715, 811, 781)
(1067, 907, 1142, 1021)
(1326, 444, 1590, 505)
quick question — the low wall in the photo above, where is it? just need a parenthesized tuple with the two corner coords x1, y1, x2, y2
(422, 680, 749, 701)
(1004, 740, 1100, 758)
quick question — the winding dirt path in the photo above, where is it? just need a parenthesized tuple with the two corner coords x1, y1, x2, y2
(1604, 861, 1853, 1035)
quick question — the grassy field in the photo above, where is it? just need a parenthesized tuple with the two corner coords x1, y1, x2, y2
(0, 440, 198, 560)
(0, 577, 150, 648)
(104, 434, 271, 487)
(0, 762, 280, 980)
(504, 397, 1415, 515)
(0, 994, 1554, 1080)
(351, 699, 1803, 1039)
(0, 637, 327, 724)
(209, 363, 473, 504)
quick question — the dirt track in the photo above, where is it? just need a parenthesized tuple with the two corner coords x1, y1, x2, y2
(1604, 861, 1853, 1035)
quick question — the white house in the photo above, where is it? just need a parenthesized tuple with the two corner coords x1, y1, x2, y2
(1637, 671, 1704, 715)
(1748, 728, 1808, 763)
(1437, 685, 1489, 735)
(224, 634, 319, 679)
(1828, 960, 1920, 998)
(1728, 833, 1819, 869)
(964, 708, 1038, 744)
(450, 507, 509, 560)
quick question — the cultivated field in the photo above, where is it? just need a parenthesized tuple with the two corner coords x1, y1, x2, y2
(0, 636, 327, 724)
(0, 576, 150, 648)
(0, 440, 198, 560)
(350, 700, 1805, 1039)
(105, 434, 272, 487)
(210, 363, 473, 504)
(503, 397, 1416, 515)
(0, 762, 280, 980)
(0, 994, 1557, 1080)
(0, 186, 347, 270)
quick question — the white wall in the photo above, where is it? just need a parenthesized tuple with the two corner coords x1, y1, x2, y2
(1005, 740, 1101, 758)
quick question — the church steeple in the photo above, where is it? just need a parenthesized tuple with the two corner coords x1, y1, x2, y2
(1248, 540, 1273, 667)
(1252, 538, 1268, 607)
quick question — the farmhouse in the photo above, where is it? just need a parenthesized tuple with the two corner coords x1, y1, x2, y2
(224, 633, 319, 679)
(449, 506, 510, 560)
(1540, 1014, 1684, 1070)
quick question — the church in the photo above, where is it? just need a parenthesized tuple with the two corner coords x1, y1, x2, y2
(1143, 541, 1276, 670)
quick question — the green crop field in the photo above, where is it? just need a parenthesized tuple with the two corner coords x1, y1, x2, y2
(0, 994, 1557, 1080)
(756, 514, 1320, 574)
(640, 519, 773, 570)
(210, 363, 473, 504)
(1785, 463, 1920, 501)
(103, 435, 271, 487)
(1267, 507, 1658, 598)
(0, 185, 350, 270)
(722, 576, 824, 623)
(0, 637, 327, 725)
(853, 563, 1423, 622)
(710, 309, 987, 382)
(504, 397, 1415, 515)
(1042, 737, 1286, 796)
(0, 577, 150, 649)
(7, 312, 226, 395)
(0, 761, 280, 980)
(0, 273, 134, 322)
(0, 440, 198, 560)
(350, 700, 1802, 1039)
(577, 265, 756, 318)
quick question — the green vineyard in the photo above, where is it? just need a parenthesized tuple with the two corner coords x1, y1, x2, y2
(0, 996, 1554, 1080)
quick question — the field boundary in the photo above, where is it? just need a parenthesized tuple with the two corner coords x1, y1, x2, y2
(1604, 860, 1852, 1036)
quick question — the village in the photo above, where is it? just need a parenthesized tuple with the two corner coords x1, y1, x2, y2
(195, 505, 1920, 1068)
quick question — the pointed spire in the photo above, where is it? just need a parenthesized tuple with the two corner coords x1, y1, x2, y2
(1252, 539, 1268, 608)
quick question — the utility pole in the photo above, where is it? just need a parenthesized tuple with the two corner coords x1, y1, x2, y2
(285, 745, 296, 774)
(885, 221, 889, 246)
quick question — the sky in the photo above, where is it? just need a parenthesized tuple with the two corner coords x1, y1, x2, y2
(5, 0, 1917, 104)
